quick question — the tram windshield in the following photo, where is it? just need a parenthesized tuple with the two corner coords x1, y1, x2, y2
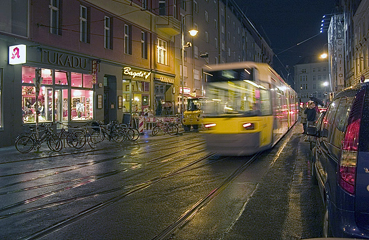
(203, 69, 272, 117)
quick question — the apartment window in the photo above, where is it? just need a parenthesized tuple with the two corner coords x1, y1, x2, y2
(228, 48, 231, 56)
(205, 11, 208, 22)
(215, 38, 218, 48)
(159, 0, 166, 15)
(0, 68, 2, 128)
(49, 0, 60, 35)
(173, 0, 177, 18)
(80, 5, 89, 43)
(214, 19, 217, 29)
(157, 39, 168, 65)
(181, 0, 186, 10)
(313, 84, 316, 89)
(194, 1, 198, 13)
(215, 57, 218, 64)
(141, 31, 147, 59)
(104, 16, 112, 49)
(205, 31, 209, 43)
(142, 0, 148, 9)
(124, 24, 132, 54)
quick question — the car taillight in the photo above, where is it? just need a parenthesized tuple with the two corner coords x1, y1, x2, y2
(339, 89, 365, 195)
(243, 122, 255, 130)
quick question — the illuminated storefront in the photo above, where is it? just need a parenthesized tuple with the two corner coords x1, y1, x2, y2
(154, 73, 175, 116)
(21, 66, 94, 123)
(122, 67, 151, 115)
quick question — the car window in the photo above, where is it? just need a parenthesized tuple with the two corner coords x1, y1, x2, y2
(321, 99, 340, 141)
(331, 97, 354, 148)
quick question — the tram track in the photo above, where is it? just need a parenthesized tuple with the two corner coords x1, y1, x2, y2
(21, 152, 222, 240)
(151, 152, 261, 240)
(0, 134, 203, 165)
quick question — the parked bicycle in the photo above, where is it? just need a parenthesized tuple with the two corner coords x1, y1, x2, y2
(55, 122, 86, 150)
(151, 119, 178, 136)
(15, 123, 62, 153)
(89, 121, 124, 144)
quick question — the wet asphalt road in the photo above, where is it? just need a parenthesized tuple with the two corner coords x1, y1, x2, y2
(0, 124, 323, 240)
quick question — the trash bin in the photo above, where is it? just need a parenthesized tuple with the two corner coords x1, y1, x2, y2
(122, 113, 131, 125)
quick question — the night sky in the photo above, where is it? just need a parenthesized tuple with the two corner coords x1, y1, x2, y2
(234, 0, 338, 85)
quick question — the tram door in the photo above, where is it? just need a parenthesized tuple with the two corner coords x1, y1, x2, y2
(103, 76, 117, 124)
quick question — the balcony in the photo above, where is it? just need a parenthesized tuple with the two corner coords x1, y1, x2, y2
(156, 15, 180, 36)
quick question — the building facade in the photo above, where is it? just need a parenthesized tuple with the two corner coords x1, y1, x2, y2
(294, 57, 330, 105)
(0, 0, 273, 147)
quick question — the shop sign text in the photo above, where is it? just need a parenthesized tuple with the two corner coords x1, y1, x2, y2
(41, 50, 89, 70)
(123, 67, 151, 79)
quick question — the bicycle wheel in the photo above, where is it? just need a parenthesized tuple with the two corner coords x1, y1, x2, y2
(152, 126, 160, 136)
(67, 131, 86, 149)
(15, 135, 35, 153)
(47, 134, 63, 152)
(111, 128, 124, 143)
(90, 129, 105, 144)
(85, 131, 97, 149)
(129, 128, 140, 141)
(167, 125, 179, 136)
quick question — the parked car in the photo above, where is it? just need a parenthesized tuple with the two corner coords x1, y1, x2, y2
(307, 82, 369, 238)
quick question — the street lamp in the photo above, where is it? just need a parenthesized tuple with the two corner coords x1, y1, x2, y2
(181, 20, 197, 121)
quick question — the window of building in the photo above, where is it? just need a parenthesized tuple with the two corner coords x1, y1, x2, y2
(301, 69, 306, 73)
(157, 39, 168, 65)
(124, 24, 132, 54)
(181, 0, 186, 10)
(80, 5, 88, 43)
(205, 31, 208, 42)
(142, 0, 147, 9)
(214, 19, 217, 29)
(49, 0, 60, 35)
(215, 57, 218, 64)
(159, 0, 166, 15)
(0, 68, 2, 128)
(104, 16, 112, 49)
(205, 11, 208, 22)
(194, 0, 198, 13)
(141, 31, 147, 59)
(194, 46, 198, 59)
(173, 0, 177, 18)
(215, 38, 218, 48)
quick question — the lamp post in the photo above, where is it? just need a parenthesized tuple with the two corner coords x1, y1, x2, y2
(180, 20, 197, 121)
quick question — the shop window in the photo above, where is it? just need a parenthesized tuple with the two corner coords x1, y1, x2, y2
(22, 66, 36, 84)
(41, 69, 53, 85)
(71, 89, 93, 120)
(55, 70, 69, 85)
(71, 72, 82, 87)
(54, 89, 69, 122)
(123, 93, 130, 112)
(22, 86, 53, 123)
(83, 74, 94, 88)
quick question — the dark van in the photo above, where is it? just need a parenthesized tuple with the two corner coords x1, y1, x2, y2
(307, 82, 369, 238)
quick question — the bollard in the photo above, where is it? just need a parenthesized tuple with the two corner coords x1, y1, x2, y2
(139, 116, 144, 134)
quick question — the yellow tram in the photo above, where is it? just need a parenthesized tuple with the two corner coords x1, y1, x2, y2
(202, 62, 297, 156)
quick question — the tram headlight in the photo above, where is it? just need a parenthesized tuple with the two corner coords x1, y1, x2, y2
(204, 123, 216, 129)
(243, 122, 255, 130)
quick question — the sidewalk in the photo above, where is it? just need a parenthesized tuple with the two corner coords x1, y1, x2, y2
(224, 124, 323, 239)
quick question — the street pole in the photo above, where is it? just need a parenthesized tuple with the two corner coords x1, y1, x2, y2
(181, 22, 185, 122)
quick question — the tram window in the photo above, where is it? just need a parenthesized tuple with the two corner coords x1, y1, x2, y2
(260, 89, 272, 115)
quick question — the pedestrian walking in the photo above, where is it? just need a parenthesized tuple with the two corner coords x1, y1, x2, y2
(304, 101, 317, 127)
(299, 103, 307, 134)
